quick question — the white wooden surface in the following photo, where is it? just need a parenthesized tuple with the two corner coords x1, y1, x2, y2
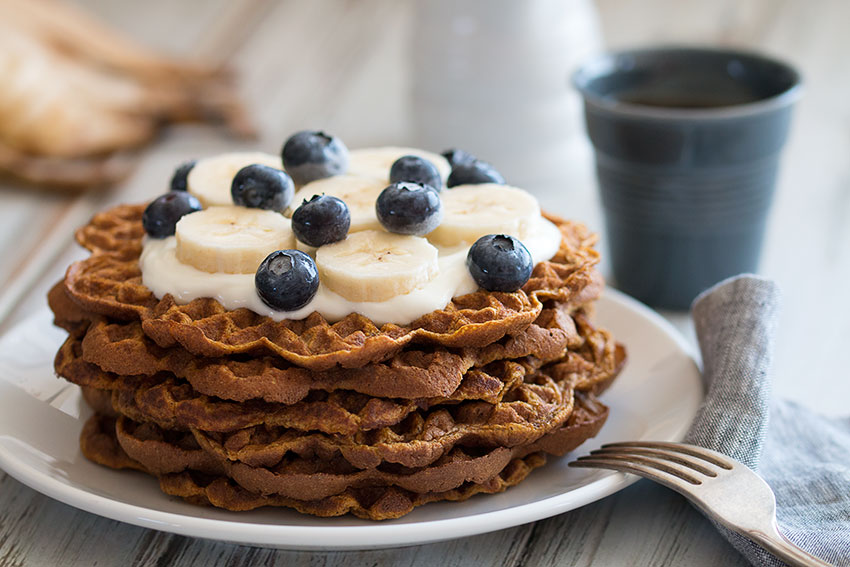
(0, 1, 848, 565)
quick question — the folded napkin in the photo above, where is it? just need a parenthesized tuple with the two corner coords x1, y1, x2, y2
(683, 275, 850, 566)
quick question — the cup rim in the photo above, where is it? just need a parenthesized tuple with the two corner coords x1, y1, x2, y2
(571, 45, 803, 121)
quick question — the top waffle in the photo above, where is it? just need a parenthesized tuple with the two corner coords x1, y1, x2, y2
(61, 204, 604, 370)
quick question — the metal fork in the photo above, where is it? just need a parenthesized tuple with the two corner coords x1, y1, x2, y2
(570, 441, 832, 567)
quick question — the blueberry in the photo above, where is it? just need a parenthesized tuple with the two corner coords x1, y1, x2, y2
(389, 155, 441, 191)
(447, 160, 505, 188)
(142, 192, 202, 238)
(281, 130, 349, 185)
(255, 250, 319, 311)
(169, 160, 196, 192)
(231, 164, 294, 211)
(291, 194, 350, 247)
(466, 234, 533, 292)
(441, 148, 476, 168)
(376, 182, 443, 236)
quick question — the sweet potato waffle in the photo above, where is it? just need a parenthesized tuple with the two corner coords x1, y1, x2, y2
(81, 388, 607, 520)
(52, 292, 584, 402)
(59, 318, 622, 472)
(81, 412, 550, 520)
(50, 202, 625, 520)
(61, 204, 604, 369)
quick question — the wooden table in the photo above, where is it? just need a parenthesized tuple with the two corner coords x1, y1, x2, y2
(1, 1, 847, 565)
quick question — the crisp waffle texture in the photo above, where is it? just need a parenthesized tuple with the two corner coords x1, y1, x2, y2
(50, 203, 625, 520)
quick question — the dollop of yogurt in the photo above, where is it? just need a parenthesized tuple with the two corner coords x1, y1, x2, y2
(139, 217, 563, 326)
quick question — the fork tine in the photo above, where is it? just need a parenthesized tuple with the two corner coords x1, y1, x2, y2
(590, 446, 718, 477)
(569, 455, 702, 491)
(601, 441, 734, 469)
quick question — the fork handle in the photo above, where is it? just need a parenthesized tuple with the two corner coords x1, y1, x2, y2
(745, 520, 833, 567)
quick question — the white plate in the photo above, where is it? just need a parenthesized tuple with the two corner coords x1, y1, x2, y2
(0, 290, 701, 550)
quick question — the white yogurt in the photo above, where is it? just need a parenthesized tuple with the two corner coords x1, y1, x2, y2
(140, 217, 562, 326)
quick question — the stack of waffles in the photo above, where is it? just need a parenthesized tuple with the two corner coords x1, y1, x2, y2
(48, 203, 625, 520)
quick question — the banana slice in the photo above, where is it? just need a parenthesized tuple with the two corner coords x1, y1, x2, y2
(175, 206, 295, 274)
(428, 184, 541, 247)
(348, 147, 451, 185)
(188, 152, 283, 207)
(290, 174, 387, 232)
(316, 230, 438, 302)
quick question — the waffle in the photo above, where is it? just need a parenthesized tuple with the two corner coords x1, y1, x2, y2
(52, 199, 625, 520)
(60, 204, 604, 370)
(65, 351, 620, 472)
(82, 389, 607, 519)
(81, 412, 549, 520)
(53, 299, 582, 403)
(56, 304, 621, 434)
(113, 391, 607, 500)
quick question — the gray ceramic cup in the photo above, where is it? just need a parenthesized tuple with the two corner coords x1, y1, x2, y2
(572, 47, 801, 309)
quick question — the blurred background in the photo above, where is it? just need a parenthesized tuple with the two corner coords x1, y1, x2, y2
(0, 0, 847, 413)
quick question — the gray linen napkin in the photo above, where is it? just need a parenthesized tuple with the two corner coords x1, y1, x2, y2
(683, 275, 850, 566)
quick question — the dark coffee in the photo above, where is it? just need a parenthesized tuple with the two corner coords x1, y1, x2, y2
(579, 48, 798, 115)
(614, 85, 763, 109)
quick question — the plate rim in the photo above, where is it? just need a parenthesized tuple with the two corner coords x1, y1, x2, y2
(0, 288, 700, 550)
